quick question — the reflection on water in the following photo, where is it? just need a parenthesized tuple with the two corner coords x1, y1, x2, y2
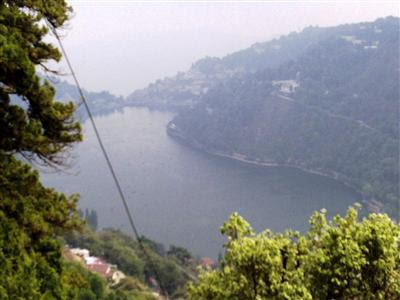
(41, 107, 360, 258)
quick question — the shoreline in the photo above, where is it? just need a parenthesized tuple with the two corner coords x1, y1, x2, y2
(167, 121, 384, 213)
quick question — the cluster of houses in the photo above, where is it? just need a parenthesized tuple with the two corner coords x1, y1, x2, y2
(64, 245, 217, 299)
(64, 247, 126, 285)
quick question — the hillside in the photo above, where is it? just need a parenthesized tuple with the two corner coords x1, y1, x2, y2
(44, 26, 338, 113)
(41, 18, 399, 213)
(168, 17, 399, 214)
(64, 226, 200, 299)
(43, 76, 126, 120)
(125, 18, 398, 113)
(125, 25, 331, 110)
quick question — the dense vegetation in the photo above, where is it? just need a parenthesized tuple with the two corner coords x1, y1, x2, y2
(63, 261, 157, 300)
(0, 0, 86, 298)
(126, 22, 335, 111)
(189, 206, 400, 299)
(170, 17, 399, 215)
(65, 226, 198, 298)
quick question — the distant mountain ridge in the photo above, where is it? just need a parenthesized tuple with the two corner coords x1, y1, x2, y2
(167, 16, 399, 215)
(46, 25, 326, 112)
(41, 76, 125, 120)
(125, 25, 329, 110)
(125, 17, 398, 113)
(46, 17, 399, 215)
(52, 17, 398, 118)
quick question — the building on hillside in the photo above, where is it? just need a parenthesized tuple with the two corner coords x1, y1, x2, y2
(66, 247, 126, 284)
(70, 248, 90, 258)
(86, 257, 113, 279)
(199, 257, 217, 269)
(111, 271, 126, 285)
(63, 247, 86, 265)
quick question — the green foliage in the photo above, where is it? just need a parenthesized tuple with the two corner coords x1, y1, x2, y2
(188, 207, 400, 299)
(65, 226, 197, 298)
(83, 208, 98, 231)
(306, 207, 400, 299)
(141, 235, 166, 256)
(0, 152, 81, 299)
(65, 227, 145, 278)
(168, 245, 193, 265)
(63, 262, 156, 300)
(145, 255, 187, 296)
(112, 277, 158, 300)
(0, 0, 81, 165)
(0, 1, 83, 298)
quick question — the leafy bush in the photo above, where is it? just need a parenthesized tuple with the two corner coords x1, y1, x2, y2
(189, 206, 400, 299)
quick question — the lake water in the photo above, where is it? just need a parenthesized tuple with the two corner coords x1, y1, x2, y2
(41, 107, 360, 258)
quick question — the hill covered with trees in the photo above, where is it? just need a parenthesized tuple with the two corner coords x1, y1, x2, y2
(125, 23, 333, 110)
(168, 17, 399, 215)
(46, 76, 126, 120)
(64, 226, 198, 299)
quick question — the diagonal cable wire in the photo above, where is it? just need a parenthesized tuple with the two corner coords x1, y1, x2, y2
(44, 19, 172, 297)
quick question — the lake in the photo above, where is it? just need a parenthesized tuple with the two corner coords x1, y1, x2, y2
(41, 107, 360, 258)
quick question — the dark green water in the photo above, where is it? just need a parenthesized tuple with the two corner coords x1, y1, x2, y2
(41, 107, 360, 258)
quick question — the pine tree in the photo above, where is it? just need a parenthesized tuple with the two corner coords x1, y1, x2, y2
(0, 1, 83, 298)
(85, 209, 98, 231)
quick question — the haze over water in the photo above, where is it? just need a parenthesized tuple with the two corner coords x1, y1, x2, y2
(42, 107, 360, 258)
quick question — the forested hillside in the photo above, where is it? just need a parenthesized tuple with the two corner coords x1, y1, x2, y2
(169, 17, 399, 214)
(125, 23, 332, 110)
(64, 226, 198, 299)
(47, 24, 343, 113)
(49, 76, 125, 120)
(126, 17, 398, 115)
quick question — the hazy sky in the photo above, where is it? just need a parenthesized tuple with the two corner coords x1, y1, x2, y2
(49, 1, 399, 96)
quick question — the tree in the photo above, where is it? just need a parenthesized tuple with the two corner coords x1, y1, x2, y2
(0, 1, 82, 298)
(90, 209, 99, 231)
(305, 207, 400, 299)
(188, 207, 400, 299)
(0, 1, 81, 165)
(84, 208, 99, 230)
(168, 245, 193, 265)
